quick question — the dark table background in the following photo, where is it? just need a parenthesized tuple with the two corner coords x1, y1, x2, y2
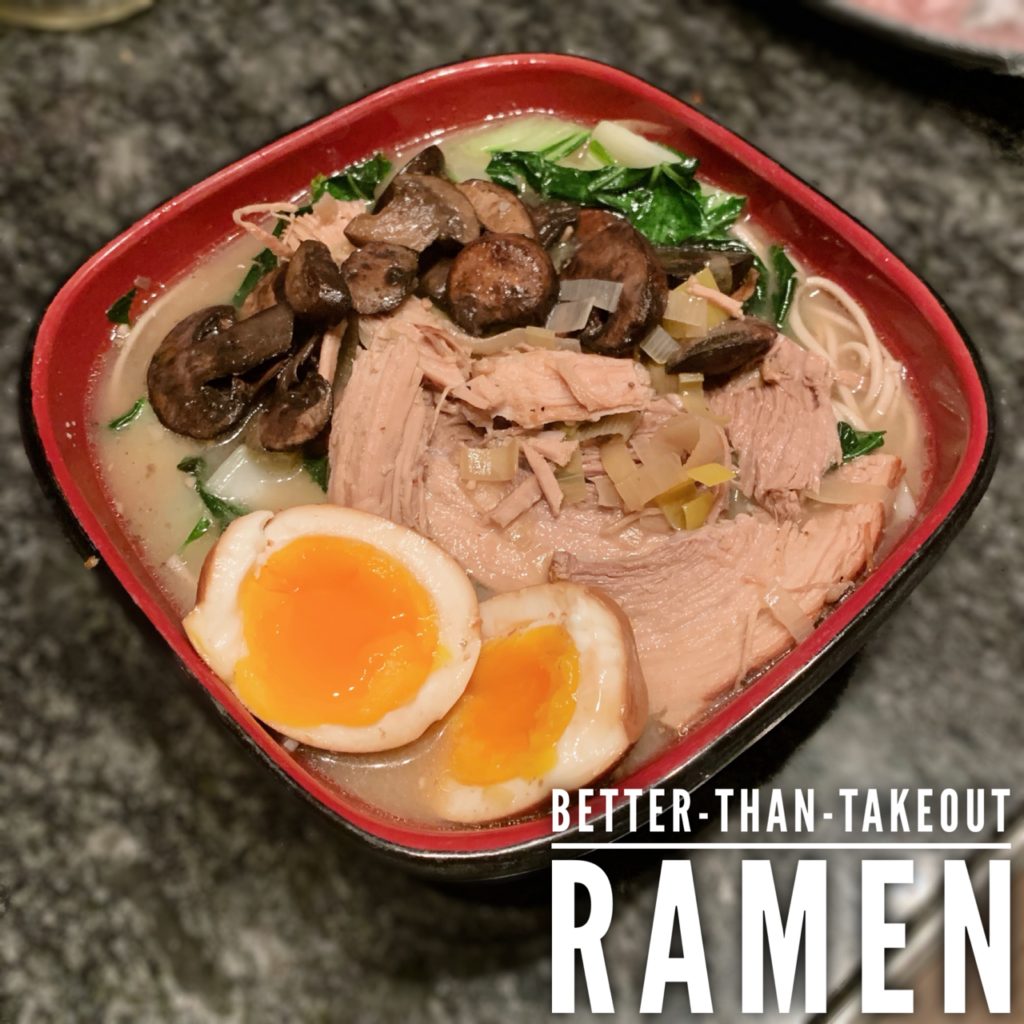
(2, 2, 1023, 1021)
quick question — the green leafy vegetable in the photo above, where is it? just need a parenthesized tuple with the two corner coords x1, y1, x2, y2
(701, 190, 748, 239)
(107, 396, 147, 430)
(769, 246, 798, 328)
(743, 252, 769, 316)
(231, 247, 279, 308)
(539, 131, 591, 162)
(838, 422, 885, 463)
(742, 245, 797, 326)
(310, 152, 392, 204)
(106, 287, 137, 325)
(303, 456, 329, 492)
(485, 149, 742, 247)
(183, 517, 212, 547)
(176, 456, 248, 526)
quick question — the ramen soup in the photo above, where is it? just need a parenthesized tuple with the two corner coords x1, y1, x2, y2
(92, 116, 926, 827)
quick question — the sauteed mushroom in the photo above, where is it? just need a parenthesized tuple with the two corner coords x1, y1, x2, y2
(344, 174, 480, 252)
(446, 234, 559, 336)
(528, 199, 580, 248)
(147, 303, 295, 440)
(666, 316, 777, 377)
(258, 336, 333, 451)
(374, 145, 447, 210)
(456, 179, 536, 238)
(415, 255, 453, 307)
(561, 210, 668, 357)
(283, 239, 351, 323)
(655, 245, 755, 294)
(341, 241, 419, 315)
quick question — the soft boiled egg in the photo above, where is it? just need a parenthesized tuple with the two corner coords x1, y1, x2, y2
(183, 505, 481, 752)
(432, 582, 648, 823)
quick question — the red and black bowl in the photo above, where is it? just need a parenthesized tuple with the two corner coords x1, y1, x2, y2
(21, 54, 996, 880)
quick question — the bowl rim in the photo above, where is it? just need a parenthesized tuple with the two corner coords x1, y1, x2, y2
(22, 52, 998, 880)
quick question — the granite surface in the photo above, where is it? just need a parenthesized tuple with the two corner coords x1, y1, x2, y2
(2, 2, 1023, 1021)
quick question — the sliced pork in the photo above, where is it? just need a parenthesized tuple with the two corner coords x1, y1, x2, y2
(358, 296, 473, 391)
(421, 409, 675, 593)
(553, 476, 892, 729)
(327, 334, 431, 529)
(452, 348, 653, 430)
(708, 334, 842, 520)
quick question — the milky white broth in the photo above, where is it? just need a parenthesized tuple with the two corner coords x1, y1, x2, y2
(89, 114, 928, 827)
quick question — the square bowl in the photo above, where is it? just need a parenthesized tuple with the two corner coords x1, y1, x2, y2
(22, 54, 996, 880)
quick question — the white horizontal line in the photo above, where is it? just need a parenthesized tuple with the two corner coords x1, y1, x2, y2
(551, 843, 1012, 851)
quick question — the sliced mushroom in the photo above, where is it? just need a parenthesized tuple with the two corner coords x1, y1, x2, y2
(344, 174, 480, 252)
(446, 234, 559, 336)
(258, 336, 333, 451)
(456, 179, 536, 238)
(528, 199, 580, 248)
(666, 316, 777, 377)
(655, 246, 755, 294)
(375, 145, 447, 209)
(403, 144, 446, 177)
(340, 241, 419, 315)
(415, 255, 453, 308)
(283, 239, 351, 323)
(147, 303, 295, 440)
(561, 210, 668, 357)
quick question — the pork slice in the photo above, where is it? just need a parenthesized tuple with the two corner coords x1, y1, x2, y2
(359, 296, 474, 390)
(328, 334, 431, 528)
(554, 496, 887, 729)
(452, 348, 652, 429)
(422, 451, 674, 593)
(828, 451, 905, 489)
(709, 335, 842, 520)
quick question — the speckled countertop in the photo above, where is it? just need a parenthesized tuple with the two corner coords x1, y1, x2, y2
(1, 3, 1023, 1021)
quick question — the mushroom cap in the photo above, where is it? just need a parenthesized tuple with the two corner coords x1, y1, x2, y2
(666, 316, 777, 377)
(415, 255, 453, 309)
(561, 210, 668, 357)
(283, 239, 351, 323)
(655, 245, 755, 294)
(341, 241, 419, 315)
(456, 179, 536, 239)
(528, 199, 581, 248)
(258, 336, 333, 451)
(374, 145, 447, 210)
(344, 174, 480, 252)
(446, 233, 559, 336)
(147, 303, 295, 440)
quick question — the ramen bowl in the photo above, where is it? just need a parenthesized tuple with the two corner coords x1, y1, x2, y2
(22, 54, 996, 879)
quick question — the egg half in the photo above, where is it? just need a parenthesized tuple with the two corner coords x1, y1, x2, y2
(184, 505, 481, 752)
(432, 582, 648, 823)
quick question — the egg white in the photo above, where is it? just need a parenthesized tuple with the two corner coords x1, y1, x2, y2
(433, 582, 647, 823)
(183, 504, 481, 752)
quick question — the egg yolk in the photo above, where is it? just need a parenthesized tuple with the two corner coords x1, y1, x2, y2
(445, 624, 579, 787)
(235, 535, 440, 729)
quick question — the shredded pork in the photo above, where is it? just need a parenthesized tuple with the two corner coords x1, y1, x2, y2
(327, 334, 431, 529)
(359, 297, 474, 391)
(452, 348, 653, 429)
(709, 334, 842, 520)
